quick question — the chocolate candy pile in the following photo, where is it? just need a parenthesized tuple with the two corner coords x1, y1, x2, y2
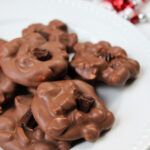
(0, 20, 140, 150)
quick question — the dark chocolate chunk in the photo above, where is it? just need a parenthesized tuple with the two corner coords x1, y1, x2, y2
(37, 31, 49, 41)
(19, 109, 37, 131)
(32, 48, 52, 61)
(76, 95, 95, 113)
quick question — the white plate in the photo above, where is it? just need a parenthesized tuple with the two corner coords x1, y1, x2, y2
(0, 0, 150, 150)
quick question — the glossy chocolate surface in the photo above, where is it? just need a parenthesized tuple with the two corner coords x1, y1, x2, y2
(32, 80, 114, 146)
(71, 41, 140, 86)
(0, 35, 68, 87)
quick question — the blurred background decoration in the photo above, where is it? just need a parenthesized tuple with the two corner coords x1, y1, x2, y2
(85, 0, 150, 24)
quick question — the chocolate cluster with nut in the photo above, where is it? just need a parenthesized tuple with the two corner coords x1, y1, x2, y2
(0, 19, 140, 150)
(71, 41, 140, 86)
(32, 80, 114, 147)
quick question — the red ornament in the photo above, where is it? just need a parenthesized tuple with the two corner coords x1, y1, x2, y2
(112, 0, 125, 11)
(130, 14, 139, 24)
(124, 1, 134, 9)
(105, 0, 134, 12)
(103, 0, 148, 24)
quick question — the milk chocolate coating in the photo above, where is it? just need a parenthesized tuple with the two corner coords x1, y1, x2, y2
(101, 57, 140, 86)
(0, 39, 18, 113)
(0, 95, 61, 150)
(71, 41, 140, 86)
(0, 69, 17, 113)
(48, 20, 68, 32)
(22, 20, 78, 52)
(22, 23, 48, 39)
(32, 80, 114, 145)
(0, 34, 69, 86)
(48, 29, 77, 52)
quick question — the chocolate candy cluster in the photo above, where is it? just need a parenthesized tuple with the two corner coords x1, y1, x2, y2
(0, 20, 140, 150)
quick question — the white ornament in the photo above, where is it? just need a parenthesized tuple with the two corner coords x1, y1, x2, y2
(139, 13, 150, 23)
(131, 0, 143, 6)
(119, 8, 134, 19)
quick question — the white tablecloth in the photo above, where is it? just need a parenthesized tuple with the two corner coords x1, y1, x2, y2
(85, 0, 150, 40)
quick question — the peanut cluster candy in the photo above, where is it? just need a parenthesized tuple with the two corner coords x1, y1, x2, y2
(0, 95, 59, 150)
(32, 80, 114, 148)
(71, 41, 140, 86)
(0, 33, 68, 87)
